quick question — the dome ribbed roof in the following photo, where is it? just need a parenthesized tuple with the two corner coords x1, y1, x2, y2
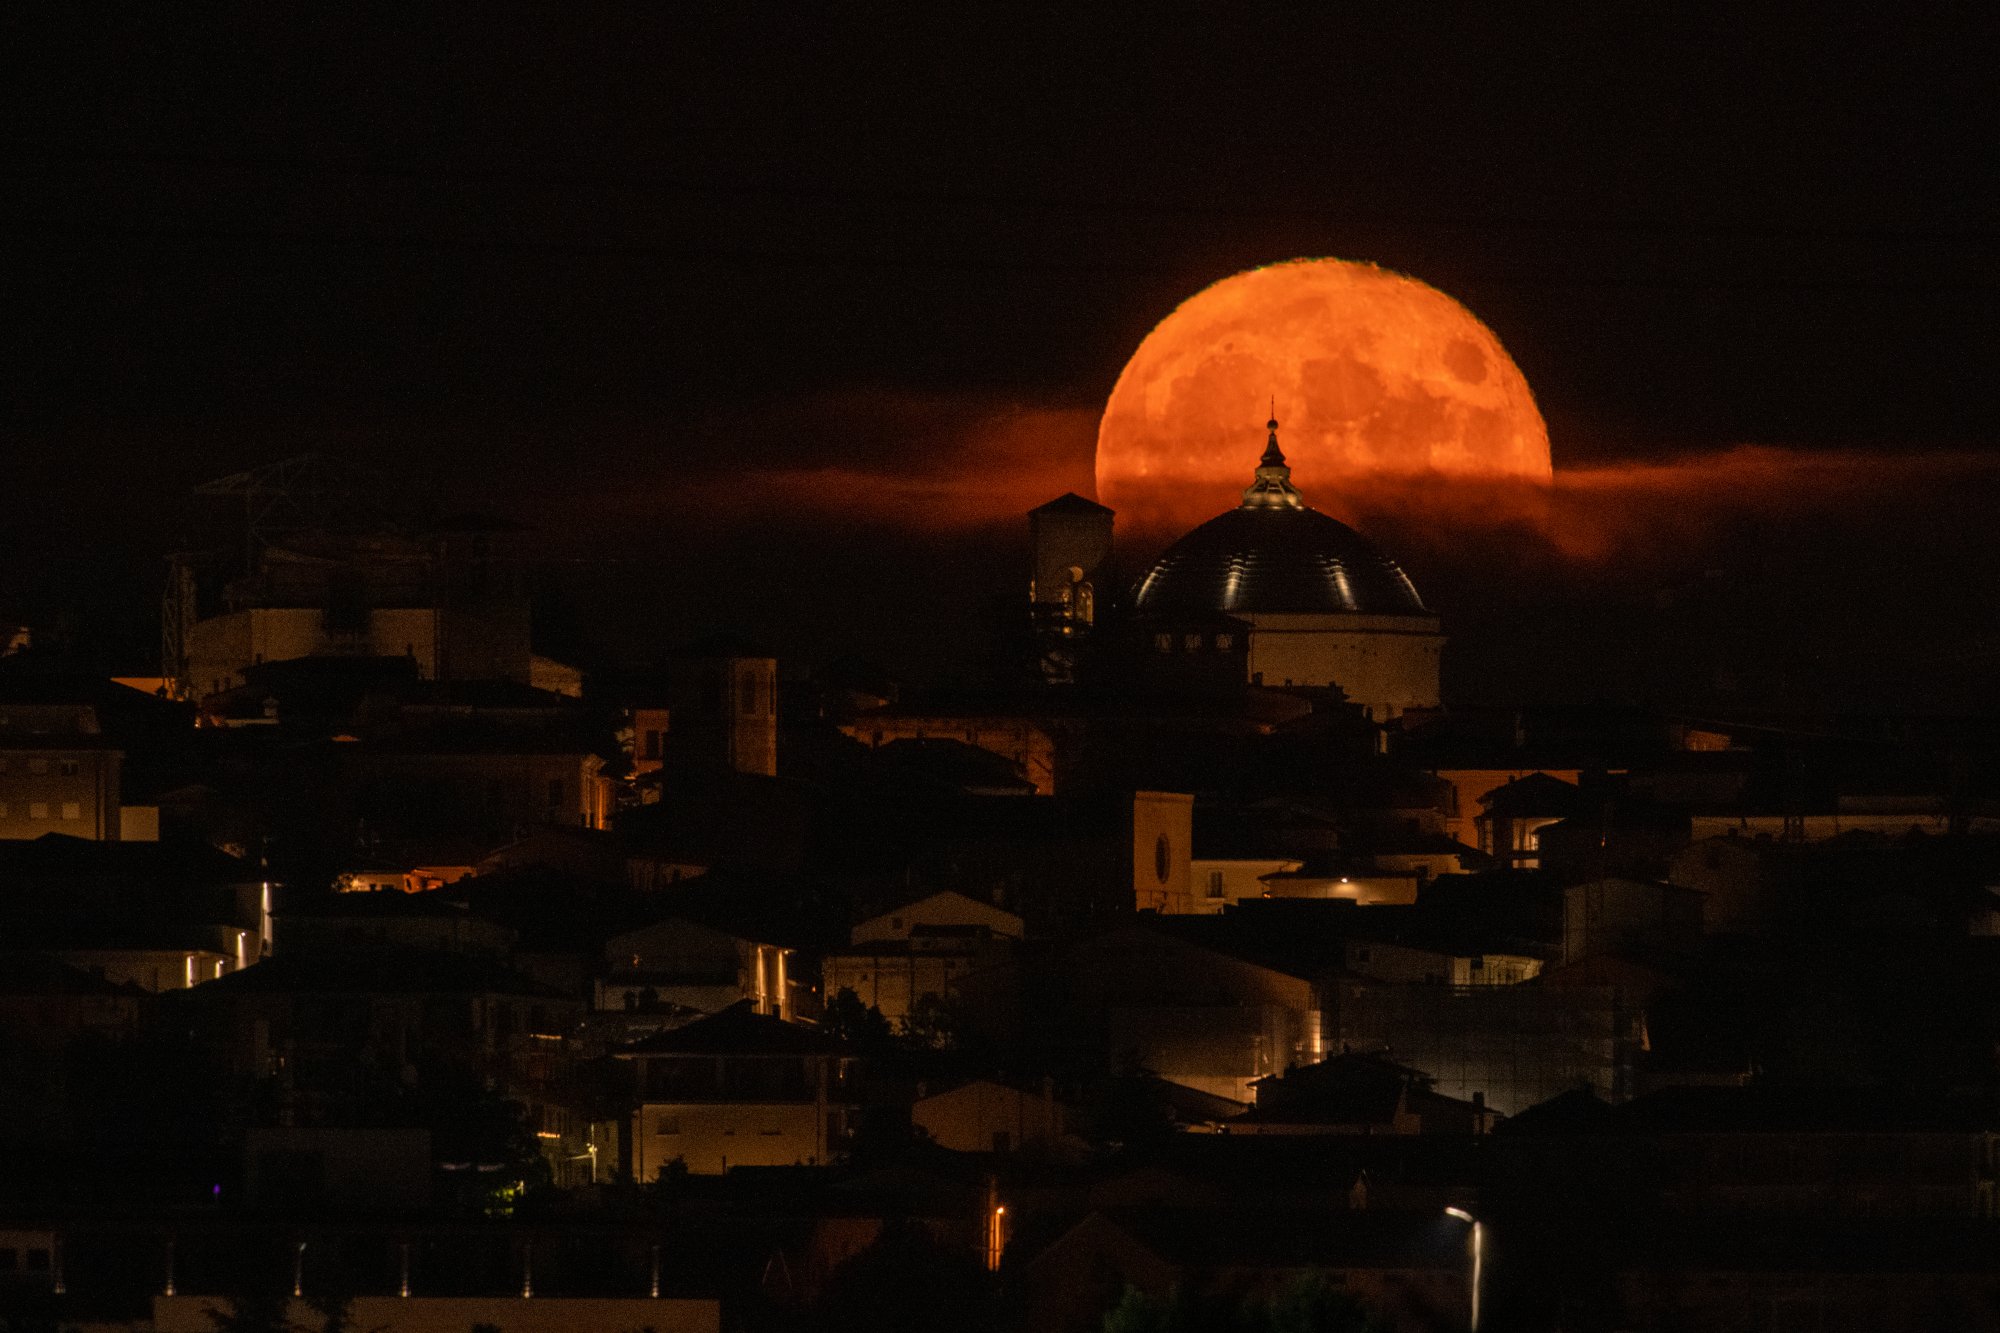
(1130, 420, 1428, 617)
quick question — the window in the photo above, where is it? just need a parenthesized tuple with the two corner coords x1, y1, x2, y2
(1183, 634, 1202, 652)
(28, 758, 48, 775)
(1154, 634, 1173, 654)
(643, 730, 662, 760)
(59, 759, 78, 776)
(61, 802, 81, 821)
(28, 802, 48, 820)
(1207, 870, 1226, 899)
(1154, 834, 1171, 884)
(1215, 633, 1234, 650)
(655, 1115, 681, 1136)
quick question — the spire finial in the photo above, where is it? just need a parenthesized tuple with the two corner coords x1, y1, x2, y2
(1260, 402, 1286, 469)
(1243, 408, 1302, 509)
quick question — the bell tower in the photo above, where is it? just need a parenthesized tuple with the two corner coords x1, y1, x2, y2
(1028, 493, 1114, 682)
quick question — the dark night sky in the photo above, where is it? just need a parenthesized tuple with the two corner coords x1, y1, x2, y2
(5, 7, 1998, 703)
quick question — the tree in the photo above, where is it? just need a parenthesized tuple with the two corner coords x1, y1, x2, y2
(898, 992, 967, 1052)
(1100, 1285, 1189, 1333)
(1263, 1276, 1387, 1333)
(203, 1238, 296, 1333)
(820, 988, 894, 1052)
(412, 1069, 552, 1216)
(817, 1218, 996, 1333)
(1100, 1276, 1384, 1333)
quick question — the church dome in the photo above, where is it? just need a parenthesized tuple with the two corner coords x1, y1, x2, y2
(1130, 419, 1428, 617)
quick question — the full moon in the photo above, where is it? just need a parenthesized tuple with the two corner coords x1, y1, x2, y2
(1096, 258, 1551, 531)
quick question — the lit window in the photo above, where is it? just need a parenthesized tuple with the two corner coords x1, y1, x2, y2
(1183, 634, 1202, 652)
(28, 802, 48, 820)
(1154, 634, 1172, 654)
(61, 802, 81, 821)
(1216, 634, 1234, 650)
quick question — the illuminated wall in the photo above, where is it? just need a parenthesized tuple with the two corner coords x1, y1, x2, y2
(1332, 979, 1619, 1115)
(1239, 612, 1444, 717)
(57, 948, 233, 992)
(1130, 791, 1194, 912)
(0, 745, 123, 841)
(850, 890, 1025, 943)
(187, 607, 441, 699)
(628, 1053, 849, 1177)
(346, 750, 607, 836)
(822, 948, 973, 1027)
(1185, 857, 1303, 914)
(663, 655, 777, 778)
(913, 1079, 1071, 1153)
(1430, 767, 1584, 846)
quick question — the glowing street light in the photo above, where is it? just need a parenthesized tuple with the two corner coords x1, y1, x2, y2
(1443, 1208, 1483, 1331)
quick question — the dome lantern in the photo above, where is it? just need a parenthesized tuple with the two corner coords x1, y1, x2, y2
(1131, 418, 1427, 617)
(1242, 412, 1303, 510)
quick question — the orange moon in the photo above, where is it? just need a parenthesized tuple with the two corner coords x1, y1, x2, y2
(1096, 258, 1551, 531)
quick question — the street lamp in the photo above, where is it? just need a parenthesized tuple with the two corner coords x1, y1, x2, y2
(1443, 1207, 1483, 1332)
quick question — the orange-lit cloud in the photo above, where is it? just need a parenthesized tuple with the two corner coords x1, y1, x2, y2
(543, 388, 1999, 602)
(553, 391, 1099, 537)
(1186, 442, 2000, 578)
